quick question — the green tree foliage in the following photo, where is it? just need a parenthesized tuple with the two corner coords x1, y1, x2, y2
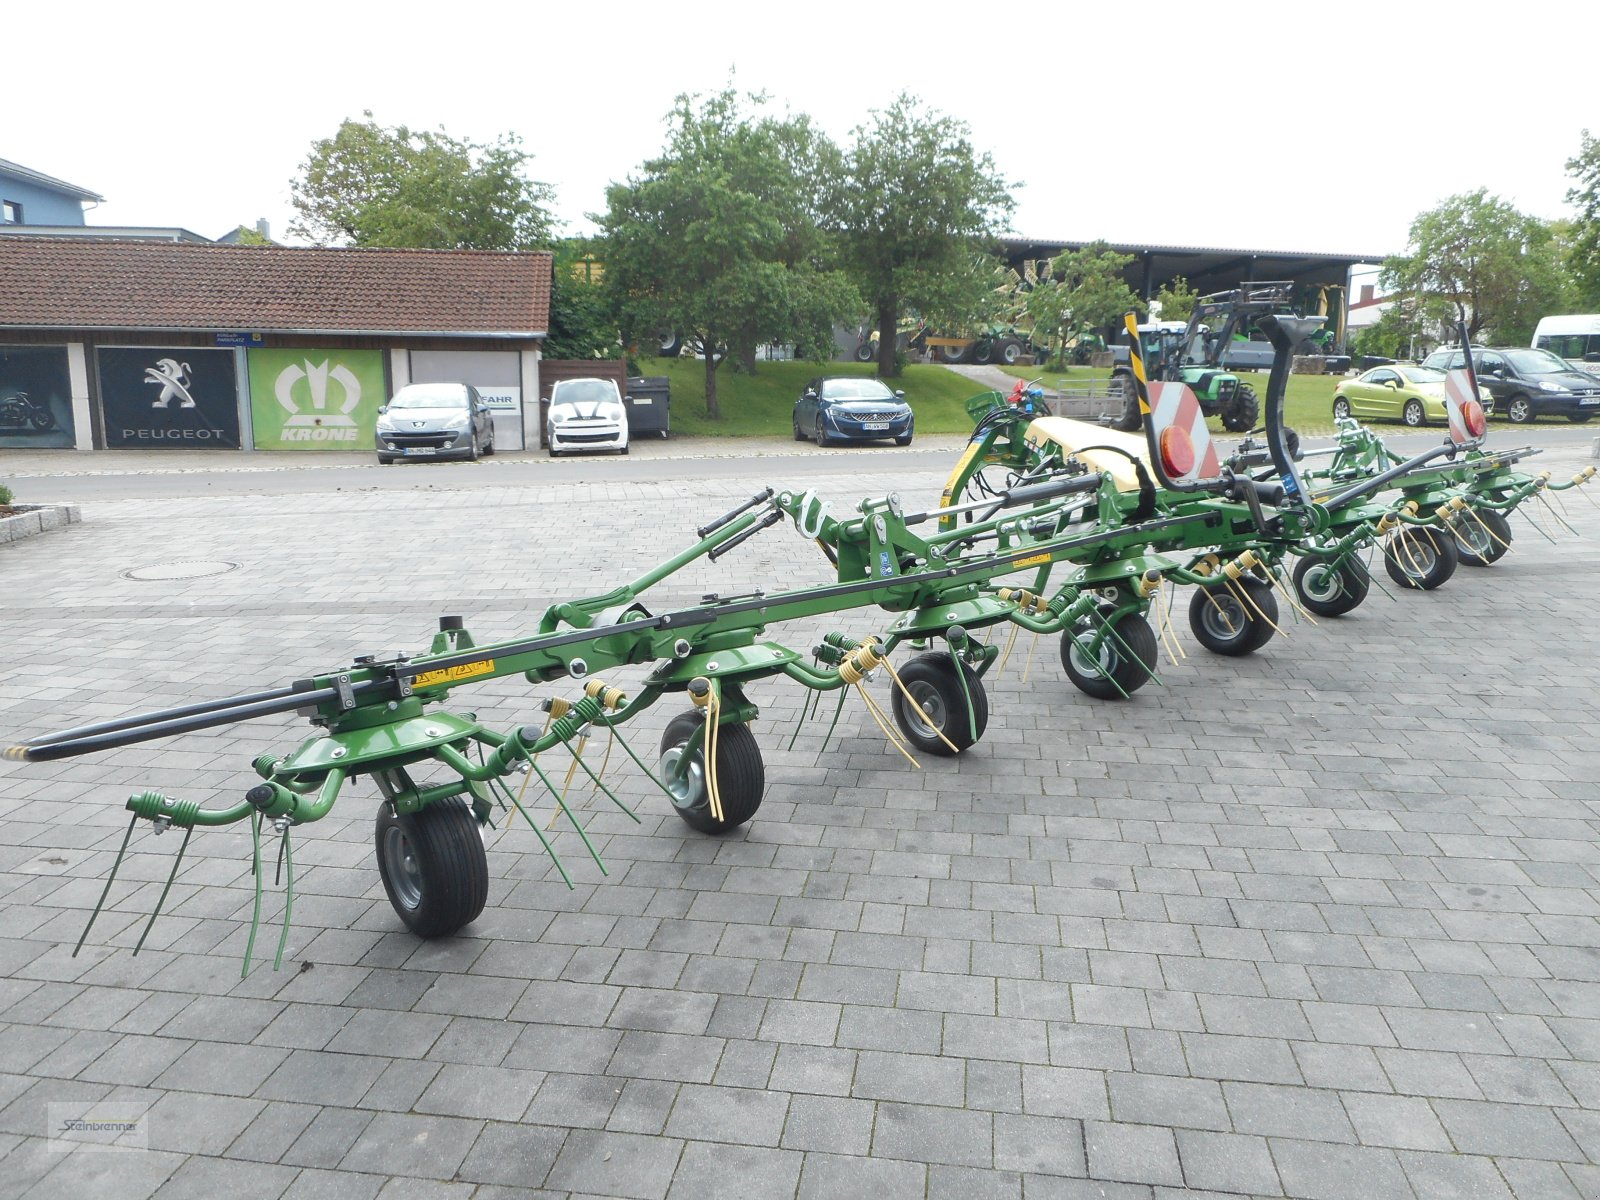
(1153, 276, 1197, 323)
(1565, 131, 1600, 306)
(1025, 243, 1140, 365)
(544, 244, 624, 360)
(1382, 189, 1570, 345)
(600, 87, 859, 419)
(288, 112, 555, 249)
(833, 93, 1015, 377)
(1350, 299, 1439, 361)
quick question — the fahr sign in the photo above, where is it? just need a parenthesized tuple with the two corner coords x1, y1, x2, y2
(248, 348, 385, 450)
(97, 348, 241, 449)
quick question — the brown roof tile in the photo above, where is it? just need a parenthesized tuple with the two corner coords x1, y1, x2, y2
(0, 238, 551, 336)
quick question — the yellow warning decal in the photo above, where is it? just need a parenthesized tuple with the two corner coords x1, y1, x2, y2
(413, 660, 495, 689)
(1012, 553, 1051, 569)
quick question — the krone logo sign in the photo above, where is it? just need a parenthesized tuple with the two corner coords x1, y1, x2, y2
(274, 360, 362, 442)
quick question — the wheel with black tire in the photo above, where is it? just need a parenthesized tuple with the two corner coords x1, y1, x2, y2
(1188, 577, 1278, 655)
(377, 455, 396, 465)
(1221, 383, 1259, 432)
(1505, 394, 1536, 424)
(894, 426, 914, 447)
(483, 430, 496, 456)
(620, 443, 630, 455)
(466, 434, 480, 462)
(1568, 413, 1594, 423)
(659, 333, 683, 358)
(813, 416, 829, 447)
(1060, 611, 1159, 699)
(28, 405, 54, 431)
(888, 652, 989, 754)
(374, 797, 489, 937)
(1454, 508, 1511, 566)
(657, 711, 764, 834)
(973, 340, 994, 366)
(1403, 398, 1426, 427)
(855, 342, 875, 362)
(1332, 397, 1352, 421)
(1383, 526, 1458, 589)
(996, 338, 1022, 365)
(1111, 374, 1142, 432)
(1292, 556, 1370, 617)
(793, 417, 808, 442)
(1283, 426, 1302, 460)
(939, 343, 969, 364)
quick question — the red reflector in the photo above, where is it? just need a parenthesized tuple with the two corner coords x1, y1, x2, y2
(1159, 426, 1195, 478)
(1463, 398, 1486, 438)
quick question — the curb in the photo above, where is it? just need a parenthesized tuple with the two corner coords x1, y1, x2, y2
(0, 504, 81, 546)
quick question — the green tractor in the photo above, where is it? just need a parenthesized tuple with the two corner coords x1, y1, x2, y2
(1110, 283, 1316, 434)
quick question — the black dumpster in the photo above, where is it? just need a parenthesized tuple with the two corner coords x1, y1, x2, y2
(626, 376, 671, 439)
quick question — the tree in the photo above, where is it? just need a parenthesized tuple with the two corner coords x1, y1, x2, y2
(288, 112, 555, 249)
(1382, 189, 1570, 345)
(1153, 276, 1198, 323)
(544, 242, 624, 360)
(833, 93, 1015, 377)
(1025, 243, 1140, 365)
(600, 87, 857, 419)
(1565, 131, 1600, 306)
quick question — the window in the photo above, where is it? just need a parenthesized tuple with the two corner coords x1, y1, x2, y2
(1, 200, 20, 223)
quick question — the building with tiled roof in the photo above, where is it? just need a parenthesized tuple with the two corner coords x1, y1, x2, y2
(0, 238, 554, 453)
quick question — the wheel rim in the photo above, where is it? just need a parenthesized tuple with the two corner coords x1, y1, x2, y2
(1455, 519, 1492, 559)
(1511, 399, 1530, 421)
(659, 745, 706, 813)
(901, 680, 948, 740)
(382, 825, 423, 911)
(1198, 593, 1248, 641)
(1405, 402, 1422, 426)
(1068, 621, 1121, 675)
(1300, 564, 1341, 603)
(1393, 534, 1436, 581)
(1333, 400, 1349, 419)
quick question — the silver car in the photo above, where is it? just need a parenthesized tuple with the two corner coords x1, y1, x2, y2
(376, 382, 495, 463)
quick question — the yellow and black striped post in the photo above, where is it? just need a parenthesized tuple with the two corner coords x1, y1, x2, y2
(1122, 311, 1154, 420)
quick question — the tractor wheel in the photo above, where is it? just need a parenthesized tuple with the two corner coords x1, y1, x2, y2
(658, 711, 764, 834)
(374, 798, 489, 938)
(1403, 399, 1427, 427)
(1111, 373, 1142, 432)
(1452, 508, 1511, 566)
(995, 338, 1022, 365)
(1222, 383, 1259, 432)
(855, 342, 876, 362)
(888, 652, 988, 755)
(1332, 397, 1352, 421)
(658, 333, 684, 358)
(1188, 577, 1278, 655)
(1060, 612, 1159, 700)
(1383, 526, 1458, 590)
(973, 341, 995, 366)
(939, 343, 969, 364)
(1292, 556, 1370, 617)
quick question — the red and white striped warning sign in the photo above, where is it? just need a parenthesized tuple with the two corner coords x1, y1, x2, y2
(1148, 381, 1220, 483)
(1443, 370, 1486, 445)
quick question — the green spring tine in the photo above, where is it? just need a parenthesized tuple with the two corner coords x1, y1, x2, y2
(558, 735, 640, 824)
(527, 757, 608, 876)
(786, 686, 821, 752)
(1517, 504, 1559, 543)
(274, 826, 287, 887)
(74, 814, 138, 958)
(949, 648, 979, 741)
(133, 825, 192, 956)
(491, 775, 573, 889)
(1064, 628, 1131, 699)
(596, 715, 689, 807)
(815, 688, 850, 759)
(242, 809, 263, 980)
(273, 827, 293, 972)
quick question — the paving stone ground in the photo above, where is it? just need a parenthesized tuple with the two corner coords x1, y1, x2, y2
(2, 446, 1599, 1199)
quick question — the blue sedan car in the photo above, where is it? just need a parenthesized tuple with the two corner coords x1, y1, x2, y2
(793, 376, 914, 446)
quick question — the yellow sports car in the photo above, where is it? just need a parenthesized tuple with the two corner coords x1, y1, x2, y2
(1332, 364, 1493, 427)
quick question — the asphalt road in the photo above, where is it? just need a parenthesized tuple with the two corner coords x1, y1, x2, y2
(3, 425, 1597, 504)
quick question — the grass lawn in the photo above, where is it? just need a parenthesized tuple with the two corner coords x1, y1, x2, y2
(640, 357, 1007, 438)
(636, 353, 1347, 441)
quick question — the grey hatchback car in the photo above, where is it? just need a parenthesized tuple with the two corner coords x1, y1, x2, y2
(375, 382, 496, 463)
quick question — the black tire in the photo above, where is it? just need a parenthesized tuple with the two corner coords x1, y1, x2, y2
(973, 341, 994, 366)
(374, 798, 488, 938)
(1282, 426, 1302, 460)
(939, 343, 969, 364)
(466, 434, 480, 462)
(1292, 556, 1371, 617)
(1403, 398, 1426, 427)
(1454, 508, 1511, 566)
(996, 338, 1022, 365)
(855, 342, 876, 363)
(28, 405, 55, 431)
(1505, 394, 1536, 424)
(894, 428, 914, 447)
(1568, 413, 1594, 423)
(888, 652, 989, 755)
(1383, 526, 1458, 590)
(813, 416, 829, 447)
(483, 431, 496, 456)
(659, 334, 683, 358)
(1111, 374, 1142, 432)
(1332, 397, 1352, 421)
(1060, 612, 1158, 699)
(377, 455, 396, 465)
(658, 711, 764, 834)
(1221, 383, 1259, 432)
(793, 416, 808, 442)
(620, 444, 630, 455)
(1188, 577, 1278, 655)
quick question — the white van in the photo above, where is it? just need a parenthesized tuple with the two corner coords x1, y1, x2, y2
(1532, 314, 1600, 371)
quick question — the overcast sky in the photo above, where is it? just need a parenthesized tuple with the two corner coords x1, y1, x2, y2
(8, 0, 1593, 276)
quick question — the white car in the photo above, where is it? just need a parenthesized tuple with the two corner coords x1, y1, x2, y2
(547, 377, 629, 456)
